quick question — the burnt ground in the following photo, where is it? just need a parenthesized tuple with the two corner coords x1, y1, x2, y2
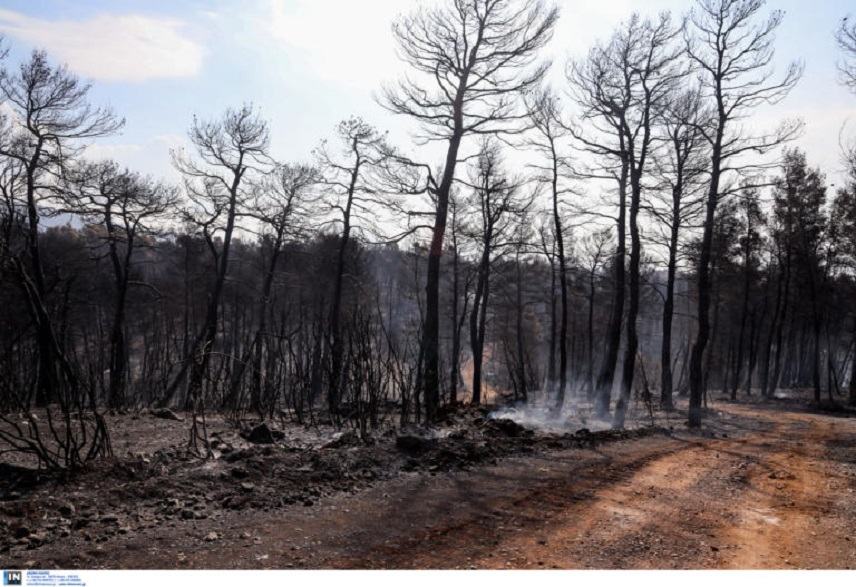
(1, 396, 855, 569)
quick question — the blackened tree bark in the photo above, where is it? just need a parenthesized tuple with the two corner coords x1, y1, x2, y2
(513, 243, 528, 401)
(650, 89, 707, 410)
(236, 163, 317, 415)
(62, 161, 176, 408)
(767, 241, 792, 398)
(527, 89, 571, 410)
(547, 117, 567, 409)
(448, 194, 470, 405)
(614, 14, 684, 430)
(383, 0, 557, 422)
(745, 300, 765, 395)
(171, 105, 269, 453)
(566, 38, 630, 419)
(567, 13, 682, 427)
(704, 200, 741, 396)
(463, 143, 528, 404)
(537, 222, 557, 393)
(0, 50, 122, 406)
(685, 0, 802, 427)
(581, 229, 612, 399)
(316, 118, 390, 418)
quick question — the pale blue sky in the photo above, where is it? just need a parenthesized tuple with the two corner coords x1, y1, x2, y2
(0, 1, 853, 187)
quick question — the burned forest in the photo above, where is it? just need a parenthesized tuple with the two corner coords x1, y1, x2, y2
(1, 0, 856, 573)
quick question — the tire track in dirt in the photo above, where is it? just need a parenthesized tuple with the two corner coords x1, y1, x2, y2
(329, 404, 856, 569)
(13, 402, 856, 569)
(716, 406, 855, 569)
(330, 438, 692, 569)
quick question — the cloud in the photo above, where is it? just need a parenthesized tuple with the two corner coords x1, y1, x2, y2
(263, 0, 403, 87)
(84, 134, 186, 180)
(0, 9, 204, 82)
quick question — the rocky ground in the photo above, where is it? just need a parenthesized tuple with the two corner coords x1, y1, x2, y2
(0, 402, 659, 566)
(1, 395, 854, 569)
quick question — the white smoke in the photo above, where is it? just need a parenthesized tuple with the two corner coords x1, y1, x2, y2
(488, 382, 662, 434)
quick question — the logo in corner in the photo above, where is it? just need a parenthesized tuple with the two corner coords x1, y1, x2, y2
(2, 571, 22, 586)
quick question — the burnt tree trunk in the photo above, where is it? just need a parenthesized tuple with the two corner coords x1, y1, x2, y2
(732, 236, 753, 400)
(469, 242, 491, 405)
(614, 163, 642, 429)
(24, 140, 59, 407)
(515, 251, 528, 401)
(328, 159, 360, 416)
(594, 162, 628, 418)
(449, 213, 463, 405)
(688, 135, 722, 428)
(660, 149, 686, 411)
(422, 125, 465, 421)
(551, 141, 569, 412)
(105, 212, 134, 409)
(586, 268, 596, 400)
(768, 249, 792, 398)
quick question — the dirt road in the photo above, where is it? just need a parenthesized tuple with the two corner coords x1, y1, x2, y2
(322, 403, 856, 570)
(11, 402, 856, 569)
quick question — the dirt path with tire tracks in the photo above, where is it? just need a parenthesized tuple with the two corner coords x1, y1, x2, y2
(321, 404, 856, 569)
(11, 402, 856, 569)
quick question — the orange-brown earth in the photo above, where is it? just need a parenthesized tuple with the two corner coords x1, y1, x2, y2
(4, 400, 856, 569)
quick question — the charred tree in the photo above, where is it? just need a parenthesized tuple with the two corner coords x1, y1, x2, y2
(731, 188, 764, 399)
(0, 50, 123, 406)
(383, 0, 557, 421)
(62, 161, 176, 408)
(649, 89, 707, 410)
(685, 0, 802, 427)
(170, 106, 269, 452)
(316, 118, 391, 418)
(526, 88, 572, 410)
(463, 143, 528, 405)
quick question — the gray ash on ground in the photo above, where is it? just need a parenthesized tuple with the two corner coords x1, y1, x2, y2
(0, 404, 666, 558)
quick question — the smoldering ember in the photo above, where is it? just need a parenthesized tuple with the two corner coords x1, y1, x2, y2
(0, 0, 855, 573)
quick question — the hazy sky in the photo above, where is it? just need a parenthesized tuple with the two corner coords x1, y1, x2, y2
(0, 0, 853, 188)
